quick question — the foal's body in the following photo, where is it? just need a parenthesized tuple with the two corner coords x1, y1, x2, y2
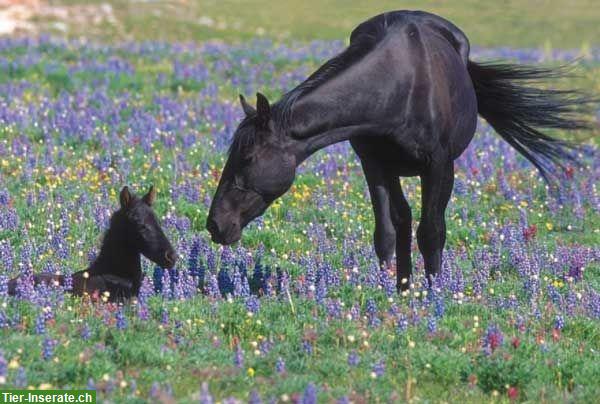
(207, 11, 594, 290)
(9, 271, 138, 301)
(8, 186, 177, 301)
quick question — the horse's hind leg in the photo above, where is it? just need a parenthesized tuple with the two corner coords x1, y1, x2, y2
(417, 160, 454, 285)
(387, 178, 413, 291)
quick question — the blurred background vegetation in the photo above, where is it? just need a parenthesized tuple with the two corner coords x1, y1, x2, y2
(1, 0, 599, 47)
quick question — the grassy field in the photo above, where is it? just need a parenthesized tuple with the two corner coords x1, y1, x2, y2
(47, 0, 600, 47)
(0, 1, 599, 403)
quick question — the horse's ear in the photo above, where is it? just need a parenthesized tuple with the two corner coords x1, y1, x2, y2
(120, 186, 133, 209)
(256, 92, 270, 128)
(239, 94, 256, 117)
(142, 185, 156, 206)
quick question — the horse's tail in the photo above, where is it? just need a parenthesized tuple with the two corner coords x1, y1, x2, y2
(467, 60, 597, 184)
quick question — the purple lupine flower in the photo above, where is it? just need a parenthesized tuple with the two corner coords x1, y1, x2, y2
(275, 357, 286, 374)
(434, 295, 445, 318)
(233, 267, 249, 298)
(0, 310, 7, 328)
(584, 290, 600, 319)
(34, 313, 46, 335)
(161, 308, 170, 326)
(42, 338, 57, 360)
(0, 275, 8, 297)
(80, 323, 91, 340)
(161, 269, 172, 299)
(546, 284, 562, 305)
(348, 351, 360, 367)
(302, 383, 317, 404)
(149, 382, 161, 398)
(0, 350, 6, 381)
(249, 390, 262, 404)
(233, 345, 244, 368)
(14, 367, 27, 387)
(0, 240, 14, 273)
(137, 304, 150, 321)
(116, 309, 127, 330)
(366, 298, 380, 327)
(245, 296, 260, 314)
(205, 271, 221, 299)
(427, 316, 437, 334)
(396, 314, 408, 334)
(258, 339, 273, 356)
(565, 291, 577, 317)
(372, 360, 385, 377)
(315, 277, 327, 304)
(554, 315, 565, 330)
(482, 324, 504, 355)
(276, 267, 290, 297)
(188, 238, 200, 275)
(138, 276, 154, 304)
(348, 304, 360, 321)
(326, 298, 342, 319)
(63, 273, 72, 292)
(218, 268, 233, 297)
(153, 267, 165, 294)
(302, 340, 313, 355)
(199, 382, 214, 404)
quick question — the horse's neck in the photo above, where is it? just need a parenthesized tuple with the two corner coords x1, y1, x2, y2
(88, 230, 141, 281)
(283, 52, 388, 138)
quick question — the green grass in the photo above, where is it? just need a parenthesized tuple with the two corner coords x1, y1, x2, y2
(48, 0, 600, 47)
(0, 2, 599, 402)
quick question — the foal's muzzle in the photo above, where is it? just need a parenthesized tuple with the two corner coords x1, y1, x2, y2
(164, 249, 178, 268)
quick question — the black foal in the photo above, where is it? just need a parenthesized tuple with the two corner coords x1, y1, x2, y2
(8, 186, 177, 302)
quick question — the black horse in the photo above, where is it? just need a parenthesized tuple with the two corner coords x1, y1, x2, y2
(8, 186, 177, 301)
(207, 11, 595, 290)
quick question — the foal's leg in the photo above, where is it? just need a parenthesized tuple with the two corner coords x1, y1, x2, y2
(386, 178, 413, 291)
(8, 273, 64, 295)
(359, 158, 396, 268)
(417, 161, 454, 285)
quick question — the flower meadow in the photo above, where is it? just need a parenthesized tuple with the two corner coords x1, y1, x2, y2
(0, 37, 599, 403)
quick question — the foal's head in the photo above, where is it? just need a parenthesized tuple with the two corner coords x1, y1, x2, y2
(109, 186, 178, 268)
(207, 93, 297, 244)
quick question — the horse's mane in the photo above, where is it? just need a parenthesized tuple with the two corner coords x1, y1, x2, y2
(274, 14, 391, 132)
(229, 13, 394, 153)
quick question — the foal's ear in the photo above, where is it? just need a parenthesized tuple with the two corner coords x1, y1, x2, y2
(120, 186, 133, 209)
(256, 92, 271, 128)
(239, 94, 256, 117)
(142, 185, 156, 206)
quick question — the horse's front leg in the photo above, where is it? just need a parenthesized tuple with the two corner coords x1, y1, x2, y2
(358, 157, 397, 275)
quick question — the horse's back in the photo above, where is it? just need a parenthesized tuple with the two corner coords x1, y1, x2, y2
(350, 11, 471, 66)
(362, 12, 477, 134)
(347, 11, 478, 162)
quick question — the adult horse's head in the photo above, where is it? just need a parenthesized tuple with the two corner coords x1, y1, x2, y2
(207, 93, 297, 245)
